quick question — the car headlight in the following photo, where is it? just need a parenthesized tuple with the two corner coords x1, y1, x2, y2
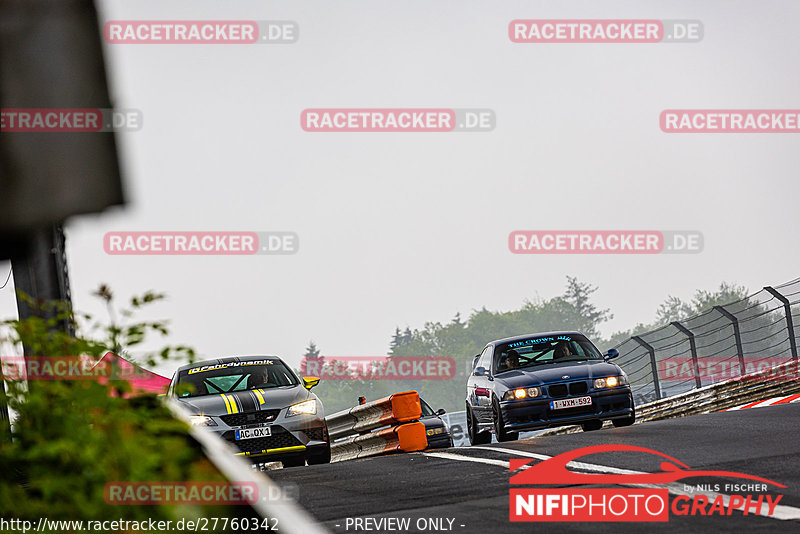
(594, 376, 628, 389)
(502, 387, 542, 401)
(189, 415, 217, 426)
(287, 399, 317, 417)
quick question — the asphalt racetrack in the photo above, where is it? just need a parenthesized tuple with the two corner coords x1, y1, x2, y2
(270, 404, 800, 533)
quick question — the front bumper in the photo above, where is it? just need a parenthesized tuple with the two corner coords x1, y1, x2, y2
(425, 431, 454, 449)
(500, 388, 633, 432)
(209, 414, 329, 459)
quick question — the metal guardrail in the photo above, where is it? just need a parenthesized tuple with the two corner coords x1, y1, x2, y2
(326, 390, 422, 440)
(164, 398, 329, 534)
(614, 277, 800, 405)
(331, 421, 427, 461)
(634, 359, 800, 421)
(326, 391, 427, 461)
(537, 359, 800, 436)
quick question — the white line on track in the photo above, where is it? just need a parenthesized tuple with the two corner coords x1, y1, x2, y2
(424, 451, 509, 468)
(725, 393, 800, 411)
(423, 447, 800, 520)
(470, 446, 643, 474)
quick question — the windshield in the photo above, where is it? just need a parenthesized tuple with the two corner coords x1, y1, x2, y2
(420, 399, 435, 417)
(174, 359, 299, 398)
(493, 334, 602, 373)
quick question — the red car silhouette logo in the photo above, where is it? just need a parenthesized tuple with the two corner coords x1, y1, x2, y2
(510, 444, 785, 487)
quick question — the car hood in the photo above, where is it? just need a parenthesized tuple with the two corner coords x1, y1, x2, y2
(495, 360, 622, 389)
(175, 386, 310, 415)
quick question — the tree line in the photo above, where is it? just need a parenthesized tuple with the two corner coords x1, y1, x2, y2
(302, 277, 749, 413)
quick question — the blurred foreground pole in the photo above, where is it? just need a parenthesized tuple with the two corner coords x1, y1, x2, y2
(10, 224, 74, 334)
(0, 0, 125, 425)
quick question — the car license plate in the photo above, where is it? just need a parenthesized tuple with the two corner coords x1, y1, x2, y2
(235, 427, 271, 440)
(550, 396, 592, 410)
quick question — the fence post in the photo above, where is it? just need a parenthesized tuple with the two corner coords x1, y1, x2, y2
(764, 286, 798, 361)
(631, 336, 661, 400)
(671, 321, 702, 388)
(713, 305, 746, 374)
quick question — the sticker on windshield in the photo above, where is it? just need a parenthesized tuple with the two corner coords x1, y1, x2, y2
(508, 335, 571, 349)
(187, 360, 275, 375)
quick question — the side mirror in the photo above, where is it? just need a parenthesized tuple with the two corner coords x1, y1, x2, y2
(474, 366, 487, 376)
(302, 376, 320, 390)
(436, 408, 446, 416)
(604, 348, 620, 361)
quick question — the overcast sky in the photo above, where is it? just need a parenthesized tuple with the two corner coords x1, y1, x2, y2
(2, 1, 799, 378)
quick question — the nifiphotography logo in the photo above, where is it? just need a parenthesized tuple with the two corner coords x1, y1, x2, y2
(509, 444, 785, 522)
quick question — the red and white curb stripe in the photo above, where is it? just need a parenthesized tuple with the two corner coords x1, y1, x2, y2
(724, 393, 800, 411)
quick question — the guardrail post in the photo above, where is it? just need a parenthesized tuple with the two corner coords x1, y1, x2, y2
(670, 321, 702, 388)
(713, 305, 746, 373)
(631, 336, 661, 400)
(0, 380, 9, 438)
(764, 286, 799, 361)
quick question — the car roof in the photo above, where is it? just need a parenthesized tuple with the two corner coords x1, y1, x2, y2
(174, 355, 285, 373)
(487, 331, 586, 346)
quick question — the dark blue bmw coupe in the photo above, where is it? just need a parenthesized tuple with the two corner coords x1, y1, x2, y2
(465, 331, 634, 443)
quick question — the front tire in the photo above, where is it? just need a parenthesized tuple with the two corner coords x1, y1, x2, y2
(493, 398, 519, 442)
(613, 404, 636, 428)
(581, 420, 603, 432)
(467, 404, 491, 445)
(281, 456, 305, 468)
(307, 444, 331, 465)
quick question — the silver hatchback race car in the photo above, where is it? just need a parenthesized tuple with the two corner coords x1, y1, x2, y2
(168, 355, 330, 467)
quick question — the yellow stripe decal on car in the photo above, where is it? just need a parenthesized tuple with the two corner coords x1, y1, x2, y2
(226, 394, 239, 414)
(254, 389, 265, 405)
(221, 394, 233, 414)
(235, 445, 307, 458)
